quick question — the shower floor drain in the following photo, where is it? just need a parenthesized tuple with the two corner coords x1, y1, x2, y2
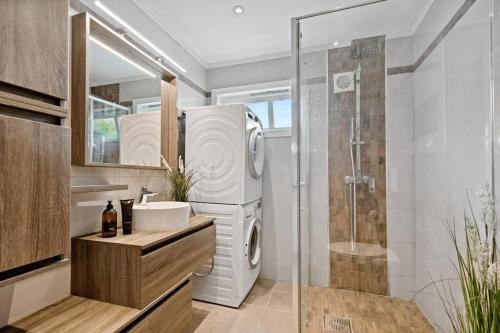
(322, 315, 352, 333)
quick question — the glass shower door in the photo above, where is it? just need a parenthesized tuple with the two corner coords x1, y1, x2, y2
(292, 0, 496, 332)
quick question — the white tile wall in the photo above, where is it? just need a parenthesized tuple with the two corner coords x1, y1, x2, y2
(386, 36, 416, 301)
(412, 0, 465, 64)
(261, 137, 293, 282)
(302, 50, 330, 287)
(413, 0, 492, 330)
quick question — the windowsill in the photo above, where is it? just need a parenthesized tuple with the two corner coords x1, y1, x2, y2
(264, 128, 291, 138)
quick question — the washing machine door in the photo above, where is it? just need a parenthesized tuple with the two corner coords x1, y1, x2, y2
(248, 126, 265, 179)
(245, 217, 262, 269)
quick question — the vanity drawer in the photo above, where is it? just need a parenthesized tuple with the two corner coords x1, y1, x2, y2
(128, 281, 192, 333)
(140, 224, 215, 308)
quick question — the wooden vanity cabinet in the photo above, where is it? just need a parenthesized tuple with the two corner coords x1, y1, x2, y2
(72, 216, 216, 309)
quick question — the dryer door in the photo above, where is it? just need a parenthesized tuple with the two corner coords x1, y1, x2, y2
(248, 127, 265, 179)
(245, 217, 262, 269)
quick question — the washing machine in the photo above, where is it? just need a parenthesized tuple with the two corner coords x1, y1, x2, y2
(191, 199, 262, 308)
(184, 104, 265, 205)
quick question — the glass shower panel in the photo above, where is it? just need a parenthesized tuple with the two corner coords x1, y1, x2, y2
(292, 0, 495, 331)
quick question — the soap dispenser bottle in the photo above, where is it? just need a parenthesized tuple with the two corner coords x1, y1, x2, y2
(102, 200, 117, 238)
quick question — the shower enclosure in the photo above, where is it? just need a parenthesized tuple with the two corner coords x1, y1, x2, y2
(291, 0, 498, 332)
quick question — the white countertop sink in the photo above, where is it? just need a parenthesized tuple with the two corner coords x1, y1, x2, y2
(133, 201, 190, 232)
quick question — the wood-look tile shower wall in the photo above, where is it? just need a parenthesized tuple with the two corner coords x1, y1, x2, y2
(328, 36, 388, 295)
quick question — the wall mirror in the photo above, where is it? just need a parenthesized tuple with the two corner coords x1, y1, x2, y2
(71, 13, 178, 169)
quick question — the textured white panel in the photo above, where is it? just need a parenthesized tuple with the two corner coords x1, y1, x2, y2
(119, 112, 161, 167)
(186, 105, 245, 204)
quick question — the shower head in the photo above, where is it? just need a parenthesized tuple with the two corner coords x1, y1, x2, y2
(350, 36, 385, 60)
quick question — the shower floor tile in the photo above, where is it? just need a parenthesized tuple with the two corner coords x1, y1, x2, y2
(304, 287, 435, 333)
(191, 279, 434, 333)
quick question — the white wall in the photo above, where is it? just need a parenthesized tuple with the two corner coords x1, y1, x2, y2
(413, 0, 493, 330)
(207, 57, 290, 91)
(260, 137, 293, 281)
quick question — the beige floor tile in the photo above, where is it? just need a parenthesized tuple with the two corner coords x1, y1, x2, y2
(254, 278, 276, 291)
(273, 280, 292, 294)
(257, 309, 294, 333)
(243, 284, 273, 306)
(267, 291, 292, 313)
(230, 304, 265, 329)
(204, 305, 240, 324)
(194, 320, 253, 333)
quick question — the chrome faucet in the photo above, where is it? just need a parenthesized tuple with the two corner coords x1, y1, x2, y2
(140, 185, 157, 205)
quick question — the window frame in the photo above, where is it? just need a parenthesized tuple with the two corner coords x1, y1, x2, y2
(211, 80, 292, 137)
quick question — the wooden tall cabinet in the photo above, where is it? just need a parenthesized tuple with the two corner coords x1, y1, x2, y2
(0, 0, 69, 103)
(0, 0, 70, 283)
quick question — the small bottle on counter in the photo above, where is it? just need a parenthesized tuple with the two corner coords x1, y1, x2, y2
(120, 199, 135, 235)
(102, 200, 117, 238)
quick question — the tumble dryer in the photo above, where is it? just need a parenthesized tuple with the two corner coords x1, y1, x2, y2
(184, 104, 264, 205)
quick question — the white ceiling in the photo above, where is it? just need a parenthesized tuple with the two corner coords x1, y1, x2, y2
(132, 0, 434, 68)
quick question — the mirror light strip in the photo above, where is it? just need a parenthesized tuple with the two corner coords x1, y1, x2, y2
(95, 0, 187, 73)
(89, 36, 157, 78)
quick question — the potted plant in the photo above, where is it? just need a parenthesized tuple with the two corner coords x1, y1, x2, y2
(161, 155, 200, 213)
(430, 184, 499, 332)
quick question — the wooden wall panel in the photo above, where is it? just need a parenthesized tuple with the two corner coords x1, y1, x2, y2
(71, 13, 89, 166)
(0, 0, 69, 101)
(0, 115, 70, 272)
(161, 80, 178, 168)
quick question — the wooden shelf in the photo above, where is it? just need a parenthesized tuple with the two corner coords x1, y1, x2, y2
(71, 184, 128, 193)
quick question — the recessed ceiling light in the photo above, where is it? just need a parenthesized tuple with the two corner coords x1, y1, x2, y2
(333, 41, 339, 46)
(233, 5, 245, 15)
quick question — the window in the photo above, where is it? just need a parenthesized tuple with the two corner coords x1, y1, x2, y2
(214, 82, 292, 136)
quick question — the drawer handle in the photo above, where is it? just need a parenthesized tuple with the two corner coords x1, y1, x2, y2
(193, 256, 215, 277)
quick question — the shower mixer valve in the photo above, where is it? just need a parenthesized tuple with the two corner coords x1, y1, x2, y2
(344, 175, 376, 193)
